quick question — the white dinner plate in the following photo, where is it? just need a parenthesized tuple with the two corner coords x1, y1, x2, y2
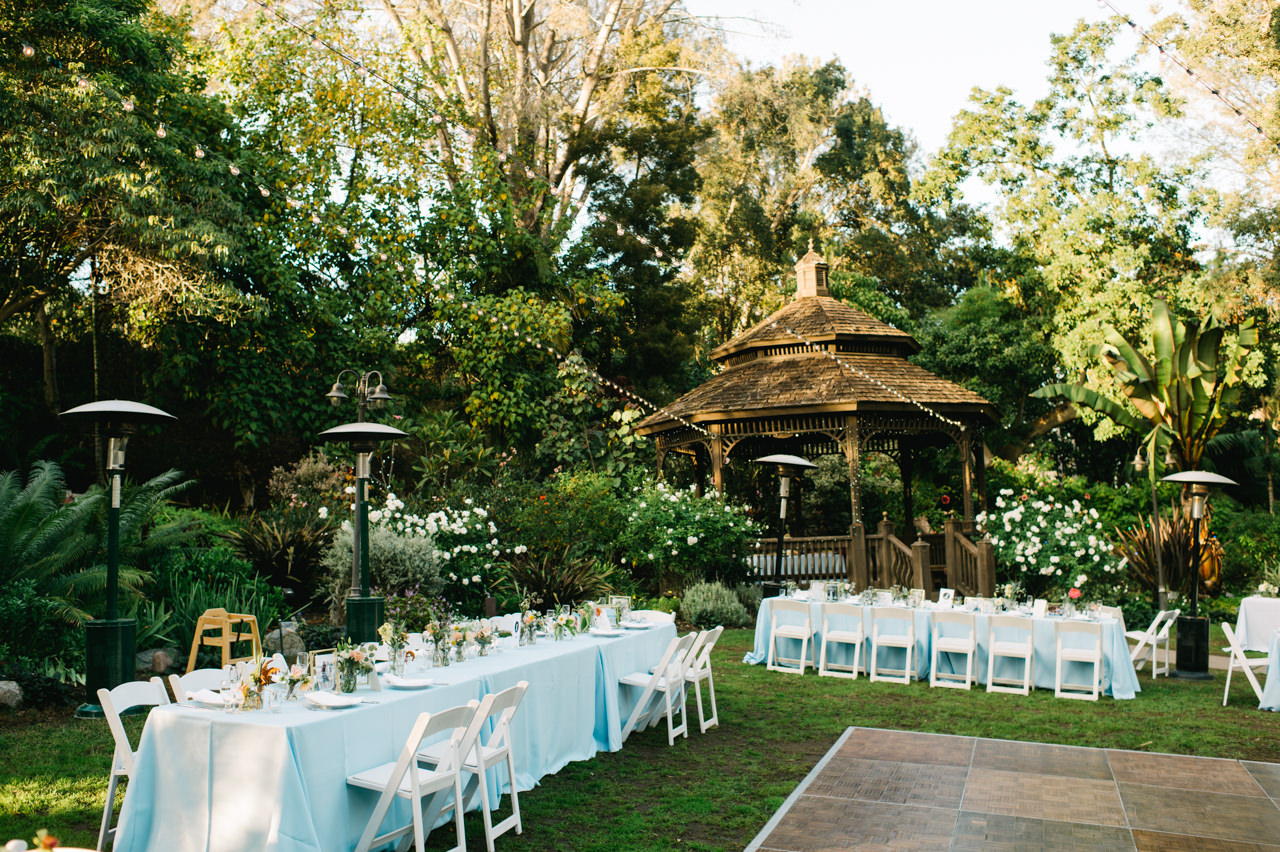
(305, 691, 362, 709)
(619, 621, 654, 630)
(589, 627, 624, 637)
(383, 674, 434, 689)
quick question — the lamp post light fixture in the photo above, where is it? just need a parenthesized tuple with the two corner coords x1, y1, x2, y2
(755, 454, 816, 597)
(59, 399, 176, 717)
(1161, 469, 1237, 680)
(319, 385, 405, 643)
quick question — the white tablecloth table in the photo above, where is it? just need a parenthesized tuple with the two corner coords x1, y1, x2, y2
(744, 596, 1140, 699)
(1258, 629, 1280, 712)
(1237, 596, 1280, 652)
(114, 624, 675, 852)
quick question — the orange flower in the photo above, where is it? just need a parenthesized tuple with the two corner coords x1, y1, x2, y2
(33, 828, 58, 848)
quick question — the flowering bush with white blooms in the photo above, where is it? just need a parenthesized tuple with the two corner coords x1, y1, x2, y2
(423, 499, 522, 615)
(978, 487, 1127, 601)
(616, 480, 761, 590)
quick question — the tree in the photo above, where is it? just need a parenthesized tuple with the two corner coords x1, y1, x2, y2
(1034, 298, 1257, 473)
(921, 18, 1207, 385)
(2, 0, 247, 407)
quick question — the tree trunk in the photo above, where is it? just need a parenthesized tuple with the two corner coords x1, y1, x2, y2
(36, 302, 59, 413)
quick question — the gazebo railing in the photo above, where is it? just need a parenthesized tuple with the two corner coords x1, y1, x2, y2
(748, 520, 991, 597)
(747, 535, 852, 583)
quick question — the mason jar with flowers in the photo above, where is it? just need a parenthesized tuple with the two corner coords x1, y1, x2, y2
(242, 656, 281, 710)
(474, 623, 494, 656)
(335, 641, 373, 693)
(552, 611, 576, 641)
(378, 620, 410, 676)
(520, 610, 539, 646)
(283, 664, 312, 700)
(452, 626, 472, 663)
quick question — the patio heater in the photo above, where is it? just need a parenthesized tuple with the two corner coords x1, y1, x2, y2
(59, 399, 176, 718)
(756, 454, 816, 597)
(318, 420, 406, 643)
(1162, 469, 1236, 680)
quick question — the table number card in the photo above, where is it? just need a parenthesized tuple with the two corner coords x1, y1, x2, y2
(937, 588, 954, 608)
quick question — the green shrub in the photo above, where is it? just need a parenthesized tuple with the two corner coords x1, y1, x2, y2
(618, 480, 761, 592)
(223, 512, 334, 604)
(734, 584, 763, 618)
(500, 548, 615, 609)
(633, 592, 680, 614)
(507, 469, 626, 563)
(154, 545, 288, 664)
(321, 525, 443, 623)
(1211, 505, 1280, 595)
(679, 581, 750, 629)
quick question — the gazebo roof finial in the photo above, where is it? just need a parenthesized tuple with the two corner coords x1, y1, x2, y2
(795, 243, 829, 299)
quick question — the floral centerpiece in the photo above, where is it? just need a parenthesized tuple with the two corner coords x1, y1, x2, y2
(520, 610, 539, 645)
(238, 655, 282, 710)
(451, 626, 473, 662)
(283, 664, 312, 700)
(552, 611, 576, 641)
(474, 623, 494, 655)
(379, 620, 410, 675)
(335, 640, 373, 693)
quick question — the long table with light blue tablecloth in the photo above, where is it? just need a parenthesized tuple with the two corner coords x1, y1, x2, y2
(114, 623, 676, 852)
(1259, 629, 1280, 711)
(744, 596, 1140, 699)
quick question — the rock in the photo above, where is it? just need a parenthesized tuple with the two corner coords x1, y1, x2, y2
(264, 628, 306, 661)
(0, 681, 22, 710)
(151, 648, 178, 673)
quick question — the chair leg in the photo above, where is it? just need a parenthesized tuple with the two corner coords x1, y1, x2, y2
(1223, 660, 1235, 706)
(97, 771, 120, 851)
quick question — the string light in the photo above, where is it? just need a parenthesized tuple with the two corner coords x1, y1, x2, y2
(1099, 0, 1280, 151)
(195, 146, 205, 158)
(22, 43, 35, 58)
(122, 100, 133, 111)
(156, 123, 166, 138)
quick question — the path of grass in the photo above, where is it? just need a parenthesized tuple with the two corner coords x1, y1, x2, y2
(3, 628, 1279, 850)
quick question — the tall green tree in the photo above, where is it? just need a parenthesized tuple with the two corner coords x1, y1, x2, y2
(2, 0, 246, 408)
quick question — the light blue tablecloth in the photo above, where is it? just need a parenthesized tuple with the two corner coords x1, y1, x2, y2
(744, 597, 1140, 699)
(1259, 629, 1280, 711)
(114, 624, 676, 852)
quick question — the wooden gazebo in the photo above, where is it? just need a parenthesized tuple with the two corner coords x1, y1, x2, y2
(635, 250, 998, 596)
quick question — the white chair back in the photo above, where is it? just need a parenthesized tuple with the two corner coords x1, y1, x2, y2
(168, 666, 234, 703)
(987, 614, 1034, 695)
(620, 632, 697, 745)
(1222, 621, 1267, 706)
(818, 602, 864, 679)
(1054, 620, 1103, 701)
(96, 678, 170, 850)
(1128, 609, 1179, 676)
(628, 609, 675, 624)
(684, 626, 723, 733)
(768, 598, 813, 674)
(869, 606, 915, 683)
(929, 610, 976, 690)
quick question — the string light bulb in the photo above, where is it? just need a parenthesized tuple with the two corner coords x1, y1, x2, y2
(229, 164, 240, 176)
(260, 187, 271, 197)
(195, 146, 205, 158)
(156, 123, 166, 138)
(78, 77, 90, 88)
(22, 43, 35, 58)
(122, 100, 134, 111)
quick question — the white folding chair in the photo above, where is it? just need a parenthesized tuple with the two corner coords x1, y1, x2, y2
(1055, 620, 1103, 701)
(869, 606, 914, 684)
(1127, 609, 1179, 677)
(96, 678, 171, 851)
(929, 610, 976, 690)
(417, 682, 529, 852)
(767, 598, 813, 674)
(627, 609, 675, 624)
(987, 615, 1034, 695)
(1098, 605, 1127, 637)
(817, 602, 864, 679)
(619, 632, 696, 745)
(683, 626, 723, 732)
(1222, 621, 1268, 706)
(346, 701, 480, 852)
(167, 666, 234, 703)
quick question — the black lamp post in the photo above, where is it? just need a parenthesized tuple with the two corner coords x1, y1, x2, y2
(756, 454, 816, 597)
(59, 399, 175, 717)
(319, 380, 405, 643)
(1162, 469, 1236, 680)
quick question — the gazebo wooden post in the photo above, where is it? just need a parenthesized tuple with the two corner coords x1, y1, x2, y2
(900, 438, 915, 542)
(692, 447, 705, 498)
(960, 428, 975, 522)
(710, 424, 725, 496)
(974, 429, 988, 520)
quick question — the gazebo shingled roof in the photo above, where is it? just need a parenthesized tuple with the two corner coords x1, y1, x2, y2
(636, 248, 997, 528)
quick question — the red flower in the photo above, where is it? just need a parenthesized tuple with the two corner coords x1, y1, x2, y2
(1068, 588, 1081, 599)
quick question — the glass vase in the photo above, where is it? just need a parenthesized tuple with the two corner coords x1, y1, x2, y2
(242, 690, 263, 711)
(434, 643, 450, 667)
(338, 668, 358, 693)
(453, 643, 466, 663)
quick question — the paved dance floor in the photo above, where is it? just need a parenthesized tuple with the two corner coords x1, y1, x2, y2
(746, 727, 1280, 851)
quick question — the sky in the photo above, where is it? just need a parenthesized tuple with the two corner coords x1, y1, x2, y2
(683, 0, 1123, 157)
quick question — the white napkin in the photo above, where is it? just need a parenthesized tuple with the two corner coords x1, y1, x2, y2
(190, 689, 228, 706)
(305, 691, 361, 708)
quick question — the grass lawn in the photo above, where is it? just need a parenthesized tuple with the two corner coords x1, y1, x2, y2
(3, 627, 1279, 850)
